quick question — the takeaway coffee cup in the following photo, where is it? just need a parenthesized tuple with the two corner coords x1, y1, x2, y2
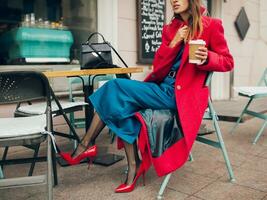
(189, 39, 206, 64)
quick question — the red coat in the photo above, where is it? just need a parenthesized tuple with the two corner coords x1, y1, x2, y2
(136, 16, 234, 177)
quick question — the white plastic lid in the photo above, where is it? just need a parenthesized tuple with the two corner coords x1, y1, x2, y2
(189, 39, 206, 45)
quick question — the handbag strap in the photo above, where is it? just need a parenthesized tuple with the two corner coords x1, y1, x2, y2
(85, 32, 130, 75)
(87, 32, 106, 44)
(105, 42, 128, 68)
(106, 42, 131, 77)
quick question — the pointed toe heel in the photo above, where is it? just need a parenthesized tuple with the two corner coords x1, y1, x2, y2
(60, 145, 97, 166)
(115, 163, 147, 193)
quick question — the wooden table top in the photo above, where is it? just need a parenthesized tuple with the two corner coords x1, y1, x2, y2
(43, 67, 143, 78)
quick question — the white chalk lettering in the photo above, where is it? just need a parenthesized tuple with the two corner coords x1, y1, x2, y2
(140, 0, 165, 56)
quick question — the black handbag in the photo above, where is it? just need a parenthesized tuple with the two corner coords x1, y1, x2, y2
(80, 32, 129, 73)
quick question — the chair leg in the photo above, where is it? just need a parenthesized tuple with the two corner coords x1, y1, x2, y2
(210, 100, 235, 182)
(157, 174, 172, 200)
(28, 144, 40, 176)
(1, 147, 9, 169)
(0, 166, 4, 179)
(69, 112, 75, 138)
(69, 112, 78, 149)
(109, 129, 116, 144)
(47, 137, 53, 200)
(253, 121, 267, 144)
(230, 98, 253, 134)
(188, 152, 194, 162)
(51, 90, 80, 143)
(51, 148, 58, 186)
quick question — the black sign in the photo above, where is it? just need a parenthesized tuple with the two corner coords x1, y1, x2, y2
(137, 0, 166, 64)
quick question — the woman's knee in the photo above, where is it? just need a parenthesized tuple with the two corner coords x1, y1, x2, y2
(100, 79, 118, 90)
(106, 78, 120, 86)
(106, 78, 130, 88)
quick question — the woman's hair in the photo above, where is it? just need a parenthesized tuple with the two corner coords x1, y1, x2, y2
(174, 0, 203, 41)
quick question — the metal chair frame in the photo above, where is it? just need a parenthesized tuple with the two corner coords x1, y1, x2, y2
(157, 72, 235, 199)
(0, 71, 53, 200)
(231, 68, 267, 144)
(3, 87, 82, 185)
(7, 76, 90, 179)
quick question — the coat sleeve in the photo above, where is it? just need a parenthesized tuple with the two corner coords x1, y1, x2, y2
(152, 25, 182, 71)
(196, 19, 234, 72)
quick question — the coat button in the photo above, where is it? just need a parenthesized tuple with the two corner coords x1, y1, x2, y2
(151, 74, 156, 78)
(176, 85, 182, 90)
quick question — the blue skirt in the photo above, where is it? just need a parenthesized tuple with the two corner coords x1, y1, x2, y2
(89, 78, 176, 144)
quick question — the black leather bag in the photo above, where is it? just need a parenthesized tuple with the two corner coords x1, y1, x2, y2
(81, 32, 113, 69)
(80, 32, 131, 79)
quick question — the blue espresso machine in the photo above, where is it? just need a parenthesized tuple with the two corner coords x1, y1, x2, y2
(0, 27, 73, 63)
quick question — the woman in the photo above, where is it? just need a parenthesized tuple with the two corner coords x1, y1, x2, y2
(61, 0, 234, 193)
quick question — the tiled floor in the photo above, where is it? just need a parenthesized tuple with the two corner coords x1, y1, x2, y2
(0, 103, 267, 200)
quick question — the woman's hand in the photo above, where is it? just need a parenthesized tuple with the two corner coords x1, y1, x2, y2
(169, 25, 188, 48)
(195, 46, 208, 65)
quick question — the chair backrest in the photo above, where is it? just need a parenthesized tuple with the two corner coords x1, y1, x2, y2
(258, 68, 267, 86)
(0, 71, 50, 105)
(203, 72, 213, 120)
(205, 72, 213, 87)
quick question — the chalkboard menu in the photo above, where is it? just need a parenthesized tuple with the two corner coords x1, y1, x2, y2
(137, 0, 166, 64)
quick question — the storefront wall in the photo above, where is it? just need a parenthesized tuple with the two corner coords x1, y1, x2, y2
(111, 0, 267, 100)
(1, 0, 265, 99)
(223, 0, 267, 98)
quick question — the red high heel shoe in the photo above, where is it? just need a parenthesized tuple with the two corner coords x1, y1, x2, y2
(60, 145, 97, 167)
(115, 163, 147, 193)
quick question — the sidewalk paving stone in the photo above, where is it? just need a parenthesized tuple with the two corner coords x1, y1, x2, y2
(1, 102, 267, 199)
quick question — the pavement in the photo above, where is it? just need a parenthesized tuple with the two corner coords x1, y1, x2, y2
(0, 102, 267, 200)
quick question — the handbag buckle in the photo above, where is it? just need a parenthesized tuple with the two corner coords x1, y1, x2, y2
(168, 70, 176, 78)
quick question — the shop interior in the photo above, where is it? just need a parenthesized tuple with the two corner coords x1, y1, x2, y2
(0, 0, 97, 65)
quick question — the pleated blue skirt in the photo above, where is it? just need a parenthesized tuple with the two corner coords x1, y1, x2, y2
(89, 77, 177, 144)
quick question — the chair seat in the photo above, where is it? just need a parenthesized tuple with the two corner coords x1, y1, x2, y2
(17, 101, 88, 115)
(234, 86, 267, 97)
(0, 175, 46, 188)
(0, 115, 46, 138)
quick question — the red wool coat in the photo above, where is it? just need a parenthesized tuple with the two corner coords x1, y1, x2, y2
(135, 16, 234, 177)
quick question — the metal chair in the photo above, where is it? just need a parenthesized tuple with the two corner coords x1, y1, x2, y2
(231, 68, 267, 144)
(14, 92, 87, 142)
(10, 75, 88, 171)
(157, 72, 235, 199)
(0, 71, 53, 200)
(0, 166, 3, 179)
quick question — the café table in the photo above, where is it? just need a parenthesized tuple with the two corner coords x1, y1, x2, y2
(43, 67, 143, 129)
(43, 67, 144, 166)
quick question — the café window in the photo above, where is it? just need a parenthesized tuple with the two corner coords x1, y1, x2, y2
(0, 0, 97, 64)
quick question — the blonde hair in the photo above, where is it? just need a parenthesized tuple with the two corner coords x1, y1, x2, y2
(174, 0, 203, 42)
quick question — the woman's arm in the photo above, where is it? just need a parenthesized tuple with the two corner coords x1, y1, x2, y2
(196, 19, 234, 72)
(152, 25, 186, 71)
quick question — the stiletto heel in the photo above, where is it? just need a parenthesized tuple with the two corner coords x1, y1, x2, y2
(87, 157, 94, 170)
(60, 145, 97, 166)
(142, 173, 145, 186)
(115, 163, 147, 193)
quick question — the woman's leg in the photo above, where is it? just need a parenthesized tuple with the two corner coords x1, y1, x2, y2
(133, 141, 141, 167)
(72, 112, 105, 157)
(123, 141, 137, 185)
